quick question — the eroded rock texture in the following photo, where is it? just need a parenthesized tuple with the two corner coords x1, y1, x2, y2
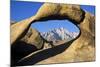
(35, 3, 84, 23)
(11, 3, 95, 66)
(11, 24, 44, 65)
(11, 16, 37, 45)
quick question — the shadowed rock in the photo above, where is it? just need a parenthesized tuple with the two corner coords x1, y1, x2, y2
(11, 24, 54, 65)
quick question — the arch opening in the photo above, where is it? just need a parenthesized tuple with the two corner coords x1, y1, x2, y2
(31, 19, 80, 45)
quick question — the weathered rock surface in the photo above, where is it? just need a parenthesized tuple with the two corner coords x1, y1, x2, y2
(21, 28, 44, 49)
(36, 12, 95, 65)
(11, 24, 44, 65)
(35, 3, 84, 23)
(11, 3, 95, 66)
(34, 4, 95, 64)
(11, 16, 37, 45)
(11, 22, 44, 48)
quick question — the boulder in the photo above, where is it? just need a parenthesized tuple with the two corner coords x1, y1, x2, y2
(11, 16, 36, 45)
(21, 28, 44, 49)
(11, 27, 44, 65)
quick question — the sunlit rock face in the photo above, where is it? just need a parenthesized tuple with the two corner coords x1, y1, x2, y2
(11, 3, 95, 66)
(11, 23, 44, 49)
(21, 28, 43, 49)
(35, 3, 84, 23)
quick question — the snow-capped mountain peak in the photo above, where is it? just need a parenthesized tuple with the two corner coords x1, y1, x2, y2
(41, 27, 79, 43)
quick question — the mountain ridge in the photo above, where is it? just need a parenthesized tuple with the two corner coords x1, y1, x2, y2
(41, 27, 79, 43)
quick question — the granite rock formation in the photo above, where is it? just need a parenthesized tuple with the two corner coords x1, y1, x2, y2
(11, 3, 95, 66)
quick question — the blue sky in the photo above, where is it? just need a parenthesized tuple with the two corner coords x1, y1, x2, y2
(11, 1, 95, 33)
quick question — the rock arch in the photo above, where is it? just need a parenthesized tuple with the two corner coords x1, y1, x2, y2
(11, 3, 95, 65)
